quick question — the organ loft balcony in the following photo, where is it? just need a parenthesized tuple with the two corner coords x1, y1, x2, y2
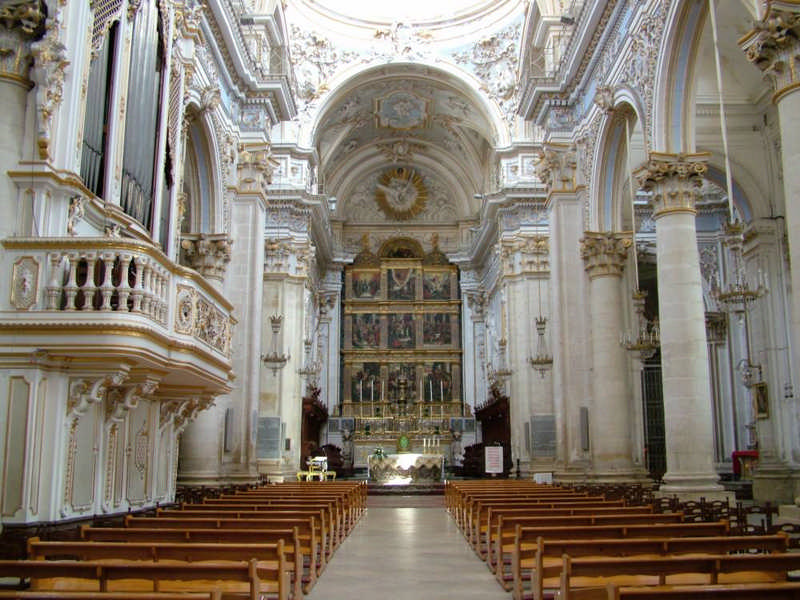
(0, 236, 235, 396)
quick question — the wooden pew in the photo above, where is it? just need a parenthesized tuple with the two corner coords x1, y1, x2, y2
(81, 525, 316, 593)
(175, 500, 346, 544)
(462, 494, 603, 535)
(486, 506, 655, 568)
(0, 593, 222, 600)
(567, 581, 800, 599)
(151, 508, 335, 561)
(165, 503, 342, 551)
(0, 556, 287, 600)
(508, 521, 732, 600)
(539, 552, 800, 600)
(27, 536, 302, 600)
(472, 510, 684, 556)
(123, 515, 325, 576)
(467, 499, 628, 549)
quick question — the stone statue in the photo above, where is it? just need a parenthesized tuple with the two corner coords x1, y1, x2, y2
(450, 430, 463, 468)
(341, 428, 354, 473)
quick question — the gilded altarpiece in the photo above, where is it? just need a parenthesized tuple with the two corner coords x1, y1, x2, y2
(341, 242, 466, 463)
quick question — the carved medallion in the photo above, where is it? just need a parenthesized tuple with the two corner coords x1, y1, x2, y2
(375, 167, 427, 220)
(11, 256, 39, 310)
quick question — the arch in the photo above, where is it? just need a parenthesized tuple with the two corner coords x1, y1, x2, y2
(378, 237, 425, 259)
(591, 95, 647, 232)
(302, 60, 510, 150)
(181, 106, 224, 234)
(651, 0, 706, 152)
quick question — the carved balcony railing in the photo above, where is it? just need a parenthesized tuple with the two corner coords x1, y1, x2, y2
(2, 237, 234, 364)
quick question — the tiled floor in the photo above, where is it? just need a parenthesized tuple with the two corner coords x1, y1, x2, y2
(305, 506, 510, 600)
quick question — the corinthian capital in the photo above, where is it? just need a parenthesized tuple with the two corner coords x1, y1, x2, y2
(634, 152, 708, 218)
(536, 142, 578, 192)
(580, 231, 632, 278)
(740, 3, 800, 102)
(180, 233, 233, 281)
(236, 143, 280, 193)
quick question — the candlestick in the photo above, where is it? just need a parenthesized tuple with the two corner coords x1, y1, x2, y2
(359, 380, 362, 403)
(371, 379, 374, 403)
(440, 380, 443, 401)
(381, 380, 384, 402)
(429, 378, 433, 402)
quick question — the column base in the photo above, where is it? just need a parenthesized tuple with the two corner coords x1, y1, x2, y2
(657, 473, 734, 503)
(752, 464, 800, 504)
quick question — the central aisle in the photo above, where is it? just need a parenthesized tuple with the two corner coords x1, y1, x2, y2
(305, 506, 510, 600)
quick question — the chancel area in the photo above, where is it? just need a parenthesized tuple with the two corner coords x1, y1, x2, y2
(4, 0, 800, 556)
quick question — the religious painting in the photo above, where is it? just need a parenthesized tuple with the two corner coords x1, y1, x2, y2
(388, 313, 415, 348)
(351, 363, 380, 402)
(387, 363, 417, 403)
(387, 268, 416, 301)
(350, 270, 380, 300)
(425, 362, 452, 402)
(352, 314, 380, 348)
(423, 270, 451, 300)
(423, 313, 451, 345)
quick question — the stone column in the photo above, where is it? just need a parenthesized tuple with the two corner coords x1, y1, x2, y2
(636, 153, 728, 499)
(741, 5, 800, 423)
(0, 8, 39, 238)
(580, 231, 642, 479)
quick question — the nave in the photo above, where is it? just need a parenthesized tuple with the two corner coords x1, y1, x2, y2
(305, 501, 508, 600)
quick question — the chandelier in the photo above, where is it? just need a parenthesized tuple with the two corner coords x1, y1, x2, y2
(620, 288, 660, 360)
(713, 221, 767, 388)
(261, 314, 290, 375)
(528, 279, 553, 376)
(297, 338, 322, 384)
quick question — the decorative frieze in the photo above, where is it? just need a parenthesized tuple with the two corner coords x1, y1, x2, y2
(580, 231, 632, 278)
(634, 152, 709, 218)
(180, 233, 233, 281)
(740, 4, 800, 102)
(174, 285, 232, 357)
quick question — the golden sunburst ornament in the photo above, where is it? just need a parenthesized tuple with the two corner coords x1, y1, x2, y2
(374, 167, 427, 220)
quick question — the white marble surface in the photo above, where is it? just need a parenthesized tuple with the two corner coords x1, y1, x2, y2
(305, 507, 510, 599)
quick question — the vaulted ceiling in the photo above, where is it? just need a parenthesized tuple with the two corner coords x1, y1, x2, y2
(314, 63, 500, 224)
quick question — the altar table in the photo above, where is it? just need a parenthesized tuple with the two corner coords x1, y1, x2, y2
(367, 453, 444, 484)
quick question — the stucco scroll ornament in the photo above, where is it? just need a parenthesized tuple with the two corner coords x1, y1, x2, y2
(68, 371, 129, 417)
(11, 256, 39, 309)
(29, 16, 68, 160)
(0, 0, 46, 35)
(374, 166, 427, 220)
(106, 380, 158, 422)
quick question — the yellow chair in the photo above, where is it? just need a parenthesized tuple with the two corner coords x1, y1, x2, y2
(296, 471, 311, 481)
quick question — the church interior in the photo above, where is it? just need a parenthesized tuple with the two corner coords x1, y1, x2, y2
(3, 0, 800, 596)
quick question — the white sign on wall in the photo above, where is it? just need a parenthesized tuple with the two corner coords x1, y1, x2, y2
(485, 446, 503, 474)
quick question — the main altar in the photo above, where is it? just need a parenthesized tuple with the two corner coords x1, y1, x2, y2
(338, 237, 472, 470)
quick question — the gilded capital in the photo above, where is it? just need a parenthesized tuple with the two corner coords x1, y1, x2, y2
(180, 233, 233, 281)
(634, 152, 708, 218)
(0, 0, 46, 86)
(580, 231, 632, 278)
(236, 142, 279, 193)
(740, 3, 800, 102)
